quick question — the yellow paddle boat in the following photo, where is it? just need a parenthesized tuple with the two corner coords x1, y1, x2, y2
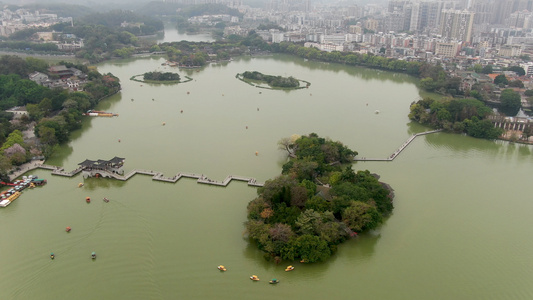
(250, 275, 259, 281)
(217, 265, 227, 271)
(285, 265, 294, 272)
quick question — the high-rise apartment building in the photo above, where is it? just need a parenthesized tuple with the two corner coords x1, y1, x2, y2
(409, 0, 446, 32)
(439, 9, 474, 42)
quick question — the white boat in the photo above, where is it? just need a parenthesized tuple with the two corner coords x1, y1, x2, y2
(0, 199, 11, 207)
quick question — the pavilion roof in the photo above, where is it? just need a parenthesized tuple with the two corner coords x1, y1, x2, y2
(108, 156, 125, 164)
(78, 159, 97, 167)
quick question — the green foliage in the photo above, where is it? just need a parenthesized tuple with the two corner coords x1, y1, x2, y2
(0, 130, 25, 151)
(494, 74, 509, 85)
(419, 77, 437, 91)
(500, 89, 521, 116)
(143, 71, 181, 81)
(0, 55, 120, 166)
(247, 134, 393, 263)
(281, 134, 357, 181)
(506, 66, 526, 76)
(524, 89, 533, 97)
(508, 80, 524, 88)
(464, 117, 503, 139)
(242, 71, 300, 88)
(342, 201, 382, 232)
(481, 65, 493, 74)
(409, 97, 500, 139)
(290, 234, 331, 263)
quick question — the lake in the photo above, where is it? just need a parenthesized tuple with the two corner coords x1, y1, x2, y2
(1, 44, 532, 299)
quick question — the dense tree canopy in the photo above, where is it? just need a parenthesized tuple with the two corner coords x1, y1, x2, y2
(409, 97, 503, 139)
(143, 71, 181, 81)
(494, 74, 509, 85)
(499, 89, 522, 116)
(242, 71, 300, 88)
(506, 66, 526, 76)
(246, 134, 392, 263)
(0, 55, 120, 176)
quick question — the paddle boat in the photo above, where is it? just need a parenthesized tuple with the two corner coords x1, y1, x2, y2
(66, 226, 71, 232)
(217, 265, 227, 271)
(78, 183, 84, 188)
(269, 278, 279, 284)
(285, 265, 294, 272)
(86, 197, 91, 203)
(250, 275, 259, 281)
(50, 253, 55, 260)
(103, 197, 109, 203)
(91, 252, 96, 259)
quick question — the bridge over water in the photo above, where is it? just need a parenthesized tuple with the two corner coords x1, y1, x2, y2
(13, 164, 265, 188)
(11, 130, 444, 185)
(353, 130, 443, 162)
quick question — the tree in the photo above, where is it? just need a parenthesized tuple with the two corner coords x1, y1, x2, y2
(419, 77, 437, 91)
(1, 130, 25, 151)
(507, 66, 526, 76)
(500, 89, 521, 116)
(509, 80, 524, 88)
(481, 65, 493, 74)
(494, 74, 509, 85)
(3, 143, 27, 165)
(269, 223, 294, 243)
(342, 201, 382, 232)
(291, 234, 331, 263)
(524, 90, 533, 97)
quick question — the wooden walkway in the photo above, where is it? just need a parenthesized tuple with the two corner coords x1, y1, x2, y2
(354, 129, 442, 162)
(10, 129, 443, 184)
(24, 165, 264, 187)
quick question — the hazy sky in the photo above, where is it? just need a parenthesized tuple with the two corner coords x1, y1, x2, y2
(2, 0, 387, 8)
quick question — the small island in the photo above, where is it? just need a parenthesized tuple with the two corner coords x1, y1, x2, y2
(130, 71, 192, 84)
(237, 71, 310, 90)
(245, 133, 394, 263)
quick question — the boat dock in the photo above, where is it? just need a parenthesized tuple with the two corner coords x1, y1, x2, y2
(354, 129, 442, 162)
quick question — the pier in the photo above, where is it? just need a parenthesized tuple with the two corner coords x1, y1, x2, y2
(354, 129, 443, 162)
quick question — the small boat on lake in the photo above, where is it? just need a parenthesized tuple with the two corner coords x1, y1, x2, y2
(285, 265, 294, 272)
(66, 226, 71, 232)
(250, 275, 259, 281)
(217, 265, 227, 271)
(91, 252, 96, 259)
(269, 279, 279, 284)
(103, 198, 109, 203)
(50, 253, 55, 260)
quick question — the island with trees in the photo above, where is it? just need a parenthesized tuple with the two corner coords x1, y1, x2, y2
(245, 133, 394, 263)
(237, 71, 310, 90)
(130, 71, 191, 84)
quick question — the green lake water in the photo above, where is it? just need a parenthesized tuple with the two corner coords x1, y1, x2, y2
(1, 51, 533, 300)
